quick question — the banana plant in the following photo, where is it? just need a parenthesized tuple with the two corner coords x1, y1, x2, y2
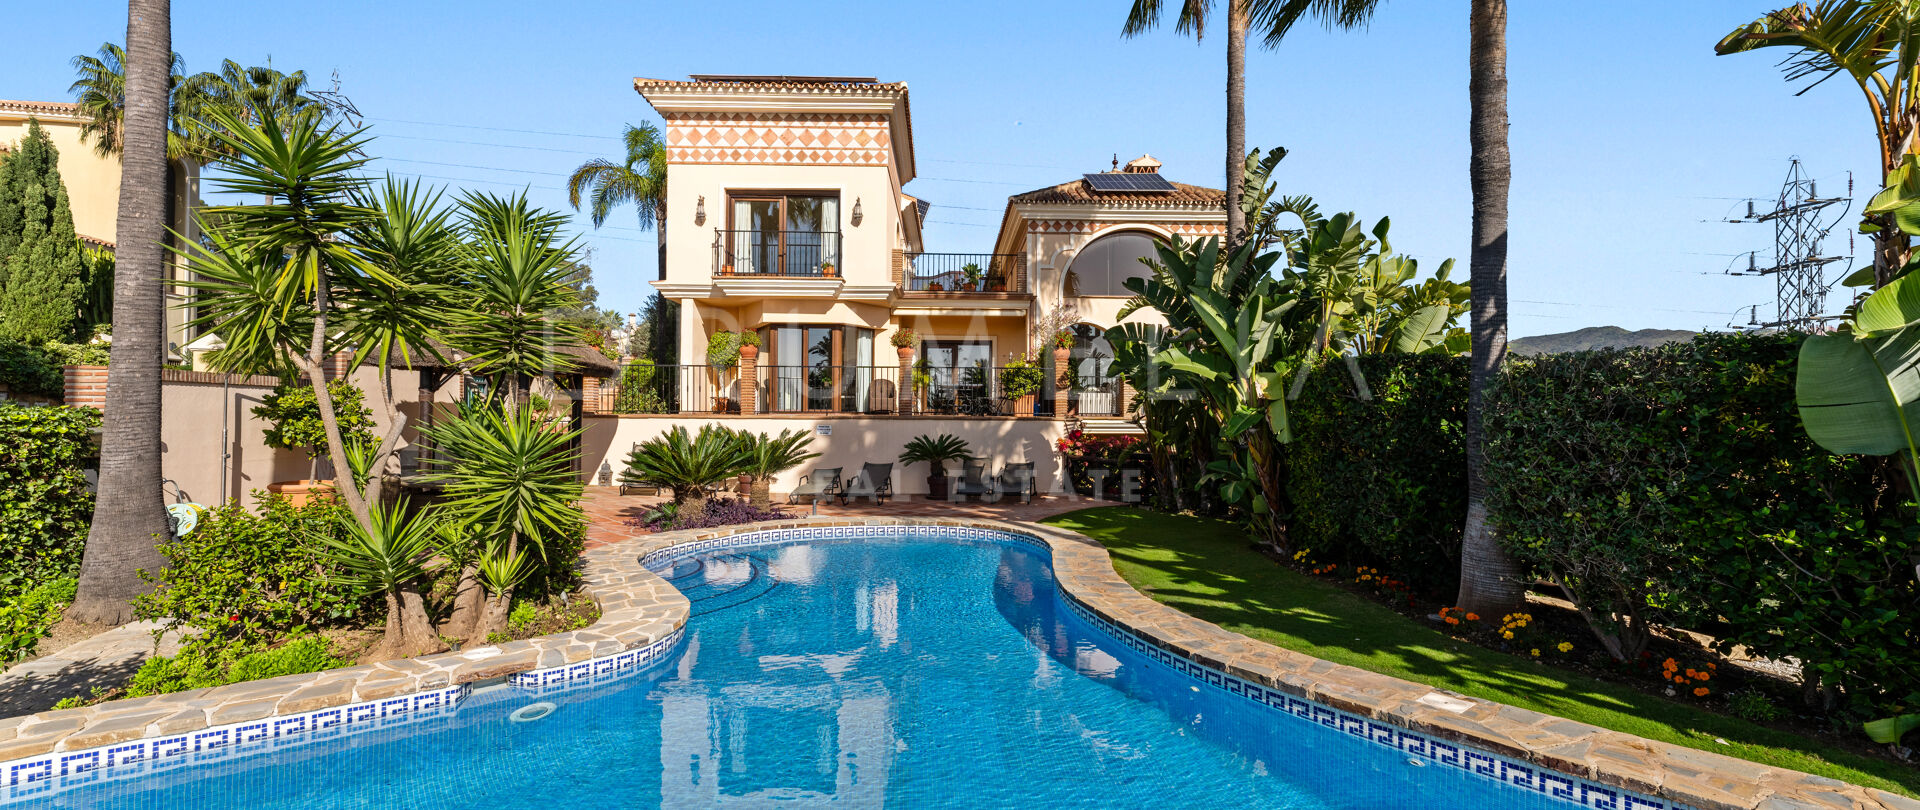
(1796, 271, 1920, 488)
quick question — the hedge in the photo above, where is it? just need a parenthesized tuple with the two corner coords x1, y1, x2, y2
(1486, 332, 1917, 714)
(1284, 355, 1467, 594)
(0, 403, 98, 596)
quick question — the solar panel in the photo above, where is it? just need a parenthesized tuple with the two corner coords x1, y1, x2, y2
(1083, 172, 1176, 193)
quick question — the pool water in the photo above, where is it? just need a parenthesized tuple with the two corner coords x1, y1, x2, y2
(24, 535, 1580, 809)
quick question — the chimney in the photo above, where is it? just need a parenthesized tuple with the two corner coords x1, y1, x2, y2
(1123, 154, 1162, 174)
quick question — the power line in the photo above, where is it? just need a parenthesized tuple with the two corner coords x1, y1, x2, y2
(369, 116, 621, 141)
(1512, 299, 1735, 316)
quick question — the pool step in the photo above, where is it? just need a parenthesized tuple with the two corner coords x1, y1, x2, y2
(673, 554, 781, 616)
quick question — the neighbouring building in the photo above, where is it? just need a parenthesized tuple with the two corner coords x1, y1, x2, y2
(579, 74, 1227, 496)
(0, 99, 204, 356)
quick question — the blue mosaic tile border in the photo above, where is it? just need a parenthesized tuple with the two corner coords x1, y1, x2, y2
(509, 626, 687, 695)
(0, 684, 467, 805)
(1059, 596, 1687, 810)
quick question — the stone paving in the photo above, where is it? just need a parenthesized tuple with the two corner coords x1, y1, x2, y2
(0, 512, 1912, 810)
(0, 622, 186, 718)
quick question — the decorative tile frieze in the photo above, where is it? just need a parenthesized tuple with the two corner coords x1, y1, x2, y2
(663, 111, 891, 166)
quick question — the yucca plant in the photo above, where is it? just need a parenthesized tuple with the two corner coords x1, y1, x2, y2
(474, 540, 534, 642)
(739, 429, 821, 508)
(448, 190, 586, 411)
(624, 425, 749, 522)
(319, 500, 442, 661)
(423, 403, 583, 641)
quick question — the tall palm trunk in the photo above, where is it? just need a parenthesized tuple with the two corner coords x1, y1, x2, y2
(1225, 3, 1249, 251)
(70, 0, 173, 626)
(1456, 0, 1524, 616)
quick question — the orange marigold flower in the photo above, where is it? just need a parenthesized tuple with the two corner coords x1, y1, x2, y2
(1464, 613, 1480, 622)
(1693, 687, 1709, 697)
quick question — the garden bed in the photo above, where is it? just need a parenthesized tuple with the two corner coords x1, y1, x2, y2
(1042, 506, 1920, 798)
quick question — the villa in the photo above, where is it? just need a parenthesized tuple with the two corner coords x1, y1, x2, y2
(628, 74, 1222, 423)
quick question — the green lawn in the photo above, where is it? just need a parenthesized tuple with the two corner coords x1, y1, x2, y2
(1040, 506, 1919, 798)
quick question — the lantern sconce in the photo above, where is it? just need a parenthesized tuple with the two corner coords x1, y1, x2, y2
(851, 197, 862, 227)
(694, 196, 706, 225)
(596, 460, 613, 487)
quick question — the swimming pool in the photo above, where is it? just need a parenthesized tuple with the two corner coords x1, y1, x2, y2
(1, 527, 1676, 809)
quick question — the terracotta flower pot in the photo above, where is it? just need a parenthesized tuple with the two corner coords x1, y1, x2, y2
(266, 479, 334, 507)
(739, 345, 758, 361)
(897, 346, 914, 361)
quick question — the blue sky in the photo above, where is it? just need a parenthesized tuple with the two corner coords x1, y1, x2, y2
(0, 1, 1876, 338)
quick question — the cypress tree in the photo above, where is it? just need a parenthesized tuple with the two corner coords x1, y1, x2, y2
(0, 119, 86, 343)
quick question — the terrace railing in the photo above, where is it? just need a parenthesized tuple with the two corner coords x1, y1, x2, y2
(902, 252, 1025, 293)
(715, 229, 842, 278)
(592, 363, 1053, 418)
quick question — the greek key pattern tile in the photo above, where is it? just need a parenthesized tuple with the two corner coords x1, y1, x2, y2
(0, 685, 466, 804)
(509, 627, 686, 695)
(1059, 596, 1682, 810)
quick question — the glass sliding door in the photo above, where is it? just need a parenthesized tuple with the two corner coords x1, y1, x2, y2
(731, 199, 780, 275)
(841, 328, 873, 413)
(805, 326, 835, 411)
(784, 196, 839, 275)
(774, 326, 805, 412)
(922, 340, 993, 415)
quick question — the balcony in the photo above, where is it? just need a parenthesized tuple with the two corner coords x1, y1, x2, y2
(714, 229, 843, 278)
(896, 252, 1027, 298)
(586, 364, 1130, 418)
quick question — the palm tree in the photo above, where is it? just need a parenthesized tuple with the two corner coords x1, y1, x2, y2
(68, 0, 174, 627)
(68, 42, 191, 160)
(566, 123, 668, 280)
(1122, 0, 1385, 251)
(1456, 0, 1522, 616)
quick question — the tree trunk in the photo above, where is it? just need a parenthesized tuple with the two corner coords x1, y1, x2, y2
(1225, 3, 1249, 252)
(364, 586, 444, 663)
(679, 490, 710, 524)
(478, 591, 512, 643)
(69, 0, 173, 627)
(1456, 0, 1525, 617)
(441, 563, 486, 642)
(749, 477, 771, 510)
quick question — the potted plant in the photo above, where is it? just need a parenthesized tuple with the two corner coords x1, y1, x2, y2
(820, 260, 837, 277)
(999, 354, 1044, 416)
(928, 281, 945, 292)
(890, 328, 917, 361)
(960, 262, 984, 292)
(255, 380, 375, 505)
(899, 433, 970, 500)
(738, 428, 821, 508)
(706, 331, 760, 413)
(984, 270, 1007, 292)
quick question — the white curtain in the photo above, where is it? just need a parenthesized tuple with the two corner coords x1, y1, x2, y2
(732, 200, 755, 274)
(819, 197, 840, 268)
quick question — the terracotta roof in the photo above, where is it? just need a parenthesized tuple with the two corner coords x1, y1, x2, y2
(1008, 175, 1227, 207)
(633, 76, 908, 96)
(0, 100, 83, 119)
(78, 234, 114, 250)
(390, 339, 619, 378)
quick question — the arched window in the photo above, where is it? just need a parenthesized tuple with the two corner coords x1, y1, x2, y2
(1063, 231, 1161, 297)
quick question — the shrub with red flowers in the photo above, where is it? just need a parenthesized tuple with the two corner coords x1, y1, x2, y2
(1056, 430, 1153, 499)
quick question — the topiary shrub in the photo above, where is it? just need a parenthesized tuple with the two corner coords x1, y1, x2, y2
(253, 380, 375, 459)
(1285, 355, 1467, 594)
(0, 403, 97, 595)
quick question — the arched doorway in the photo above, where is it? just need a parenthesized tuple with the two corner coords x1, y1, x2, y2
(1041, 323, 1121, 416)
